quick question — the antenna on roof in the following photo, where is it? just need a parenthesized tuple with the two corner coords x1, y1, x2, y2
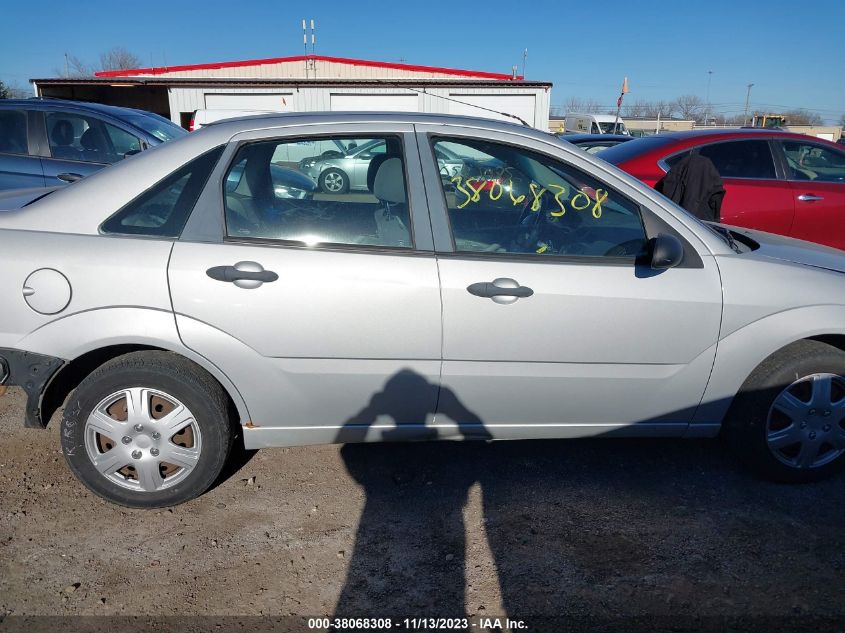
(302, 18, 316, 78)
(381, 81, 530, 127)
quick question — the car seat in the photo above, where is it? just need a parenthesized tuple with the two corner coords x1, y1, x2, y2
(50, 120, 80, 160)
(371, 157, 410, 247)
(80, 127, 111, 163)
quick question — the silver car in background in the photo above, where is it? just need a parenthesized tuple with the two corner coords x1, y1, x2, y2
(1, 111, 845, 508)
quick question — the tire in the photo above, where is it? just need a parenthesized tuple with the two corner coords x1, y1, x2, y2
(319, 168, 349, 194)
(723, 339, 845, 483)
(60, 351, 233, 508)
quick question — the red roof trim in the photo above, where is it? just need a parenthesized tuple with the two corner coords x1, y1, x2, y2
(94, 54, 522, 80)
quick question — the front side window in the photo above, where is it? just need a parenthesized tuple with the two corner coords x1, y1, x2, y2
(46, 112, 140, 164)
(223, 135, 412, 248)
(782, 141, 845, 182)
(101, 146, 224, 237)
(697, 140, 776, 179)
(433, 137, 647, 259)
(0, 110, 28, 155)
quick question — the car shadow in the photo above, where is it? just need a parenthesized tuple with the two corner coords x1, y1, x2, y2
(330, 369, 845, 622)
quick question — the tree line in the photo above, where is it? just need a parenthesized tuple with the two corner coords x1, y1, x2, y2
(552, 96, 829, 126)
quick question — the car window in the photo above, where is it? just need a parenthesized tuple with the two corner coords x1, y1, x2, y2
(223, 135, 412, 249)
(104, 124, 142, 157)
(432, 137, 647, 259)
(122, 112, 187, 142)
(101, 146, 224, 237)
(697, 140, 776, 179)
(782, 141, 845, 183)
(46, 112, 140, 164)
(664, 150, 691, 170)
(0, 110, 28, 155)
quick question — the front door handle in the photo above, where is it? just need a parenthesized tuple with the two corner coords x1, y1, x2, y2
(467, 278, 533, 304)
(206, 261, 278, 289)
(57, 172, 83, 183)
(797, 194, 824, 202)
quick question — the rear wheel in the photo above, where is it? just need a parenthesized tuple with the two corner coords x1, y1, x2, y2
(61, 351, 233, 507)
(724, 340, 845, 483)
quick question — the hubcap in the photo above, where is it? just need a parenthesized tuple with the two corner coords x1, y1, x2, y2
(766, 373, 845, 469)
(83, 388, 202, 492)
(324, 171, 344, 192)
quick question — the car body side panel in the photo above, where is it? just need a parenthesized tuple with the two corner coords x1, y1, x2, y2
(693, 255, 845, 428)
(787, 180, 845, 250)
(11, 308, 251, 428)
(172, 314, 439, 449)
(0, 230, 173, 348)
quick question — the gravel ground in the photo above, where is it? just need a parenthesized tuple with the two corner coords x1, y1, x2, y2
(1, 386, 844, 628)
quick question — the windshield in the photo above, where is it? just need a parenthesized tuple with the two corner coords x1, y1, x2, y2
(124, 113, 188, 143)
(598, 121, 627, 134)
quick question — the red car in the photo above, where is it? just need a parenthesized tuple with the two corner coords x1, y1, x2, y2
(601, 130, 845, 250)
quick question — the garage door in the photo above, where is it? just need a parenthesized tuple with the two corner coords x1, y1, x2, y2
(204, 93, 292, 111)
(447, 94, 536, 127)
(330, 94, 419, 112)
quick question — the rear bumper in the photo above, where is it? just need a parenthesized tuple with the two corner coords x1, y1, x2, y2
(0, 348, 64, 428)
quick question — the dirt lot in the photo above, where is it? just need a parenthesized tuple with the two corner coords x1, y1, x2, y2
(1, 385, 844, 628)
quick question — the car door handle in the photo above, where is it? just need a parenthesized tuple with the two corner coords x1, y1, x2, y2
(797, 194, 824, 202)
(57, 172, 83, 183)
(467, 278, 534, 302)
(206, 262, 278, 289)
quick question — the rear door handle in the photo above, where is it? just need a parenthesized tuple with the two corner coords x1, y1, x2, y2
(57, 172, 83, 183)
(797, 194, 824, 202)
(206, 261, 278, 289)
(467, 278, 533, 304)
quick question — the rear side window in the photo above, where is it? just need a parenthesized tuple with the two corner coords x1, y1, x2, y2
(0, 110, 28, 155)
(101, 146, 223, 237)
(663, 150, 691, 170)
(697, 140, 776, 179)
(46, 112, 141, 164)
(222, 135, 412, 249)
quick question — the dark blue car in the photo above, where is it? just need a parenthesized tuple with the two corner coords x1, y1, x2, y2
(0, 99, 186, 191)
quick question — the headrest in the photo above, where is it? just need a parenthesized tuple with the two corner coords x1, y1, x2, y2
(367, 153, 392, 193)
(52, 120, 74, 146)
(81, 127, 107, 151)
(373, 157, 405, 204)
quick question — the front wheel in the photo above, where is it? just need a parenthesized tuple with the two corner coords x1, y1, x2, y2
(61, 351, 233, 507)
(319, 168, 349, 194)
(724, 340, 845, 483)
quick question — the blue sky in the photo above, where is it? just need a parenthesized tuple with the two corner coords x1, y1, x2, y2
(1, 0, 843, 123)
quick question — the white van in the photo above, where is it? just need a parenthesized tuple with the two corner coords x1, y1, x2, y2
(564, 113, 629, 135)
(189, 109, 275, 132)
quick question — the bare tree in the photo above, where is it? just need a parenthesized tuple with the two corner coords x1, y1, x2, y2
(53, 54, 92, 78)
(781, 109, 823, 126)
(563, 97, 605, 114)
(674, 94, 706, 122)
(642, 100, 675, 119)
(623, 100, 650, 118)
(99, 47, 142, 71)
(0, 81, 30, 99)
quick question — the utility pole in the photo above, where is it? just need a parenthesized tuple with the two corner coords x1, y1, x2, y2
(743, 82, 754, 126)
(522, 49, 527, 78)
(706, 70, 713, 125)
(64, 53, 69, 78)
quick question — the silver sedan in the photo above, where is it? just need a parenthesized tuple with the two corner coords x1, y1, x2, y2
(1, 111, 845, 507)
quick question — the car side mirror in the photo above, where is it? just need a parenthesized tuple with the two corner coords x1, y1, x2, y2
(650, 233, 684, 270)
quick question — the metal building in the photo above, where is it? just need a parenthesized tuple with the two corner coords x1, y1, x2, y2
(33, 55, 551, 130)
